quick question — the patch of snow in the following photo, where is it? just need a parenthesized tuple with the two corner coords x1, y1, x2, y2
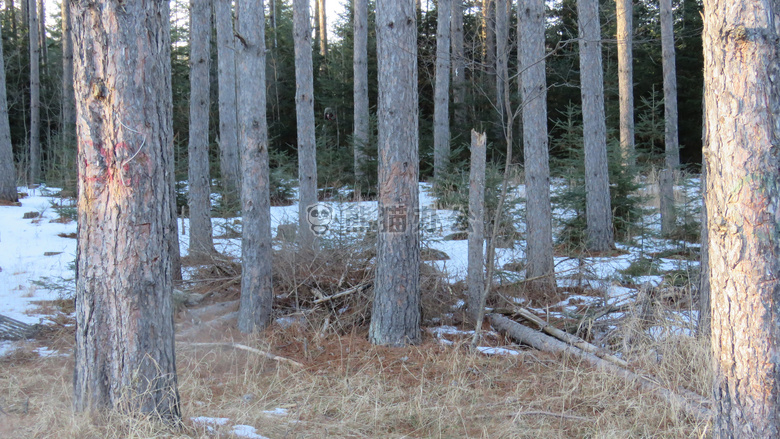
(190, 416, 230, 426)
(476, 346, 520, 356)
(262, 407, 289, 416)
(231, 425, 271, 439)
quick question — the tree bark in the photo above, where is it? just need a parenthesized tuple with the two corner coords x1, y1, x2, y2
(38, 0, 46, 69)
(660, 167, 675, 236)
(61, 0, 75, 152)
(467, 130, 486, 322)
(370, 0, 421, 347)
(698, 159, 710, 338)
(71, 0, 181, 420)
(236, 0, 272, 333)
(317, 0, 327, 59)
(494, 0, 508, 125)
(578, 0, 614, 252)
(616, 0, 634, 166)
(520, 0, 555, 291)
(353, 0, 369, 180)
(28, 0, 40, 186)
(703, 1, 780, 436)
(451, 0, 466, 126)
(188, 0, 215, 258)
(214, 0, 241, 205)
(0, 19, 17, 203)
(433, 0, 451, 187)
(294, 0, 317, 248)
(660, 0, 679, 170)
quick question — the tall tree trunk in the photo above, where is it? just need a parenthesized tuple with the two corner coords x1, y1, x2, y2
(28, 0, 39, 186)
(433, 0, 451, 187)
(294, 0, 317, 248)
(353, 0, 369, 181)
(38, 0, 46, 69)
(451, 0, 466, 126)
(215, 0, 241, 205)
(467, 130, 486, 322)
(188, 0, 215, 258)
(660, 0, 679, 170)
(698, 159, 709, 338)
(616, 0, 634, 166)
(494, 0, 508, 125)
(0, 20, 17, 203)
(520, 0, 555, 291)
(370, 0, 421, 347)
(703, 2, 780, 436)
(578, 0, 614, 252)
(236, 0, 272, 333)
(482, 0, 495, 76)
(20, 0, 27, 34)
(71, 0, 181, 420)
(61, 0, 75, 152)
(317, 0, 327, 59)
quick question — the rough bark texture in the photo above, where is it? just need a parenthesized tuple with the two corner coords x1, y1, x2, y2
(451, 0, 466, 126)
(236, 0, 272, 333)
(0, 20, 17, 203)
(519, 0, 555, 290)
(353, 0, 369, 180)
(294, 0, 317, 248)
(61, 0, 75, 151)
(71, 0, 180, 419)
(369, 0, 420, 347)
(317, 0, 327, 59)
(616, 0, 634, 166)
(659, 167, 675, 236)
(703, 1, 780, 436)
(467, 131, 486, 323)
(188, 0, 215, 258)
(660, 0, 679, 170)
(433, 0, 451, 187)
(215, 0, 241, 204)
(578, 0, 614, 252)
(698, 159, 710, 338)
(28, 0, 39, 186)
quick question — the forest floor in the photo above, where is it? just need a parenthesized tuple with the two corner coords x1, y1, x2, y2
(0, 177, 712, 438)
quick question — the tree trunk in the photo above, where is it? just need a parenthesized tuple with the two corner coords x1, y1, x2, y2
(28, 0, 39, 186)
(38, 0, 46, 69)
(61, 0, 75, 152)
(520, 0, 555, 291)
(0, 20, 17, 203)
(616, 0, 634, 166)
(703, 1, 780, 436)
(451, 0, 466, 126)
(578, 0, 614, 252)
(482, 0, 495, 77)
(317, 0, 327, 59)
(215, 0, 241, 205)
(369, 0, 421, 347)
(188, 0, 215, 258)
(659, 167, 675, 235)
(698, 159, 709, 338)
(494, 0, 508, 125)
(660, 0, 679, 170)
(467, 130, 486, 322)
(236, 0, 272, 333)
(71, 0, 181, 420)
(294, 0, 317, 248)
(20, 0, 27, 34)
(433, 0, 451, 187)
(353, 0, 369, 181)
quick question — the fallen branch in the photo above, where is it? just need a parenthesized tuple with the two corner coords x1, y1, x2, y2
(312, 282, 371, 304)
(487, 313, 712, 422)
(178, 342, 304, 368)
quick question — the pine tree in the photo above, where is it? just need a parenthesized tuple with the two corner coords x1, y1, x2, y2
(433, 0, 451, 187)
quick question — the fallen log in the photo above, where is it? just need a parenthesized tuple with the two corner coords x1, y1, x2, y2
(0, 314, 37, 341)
(312, 282, 370, 304)
(487, 313, 712, 422)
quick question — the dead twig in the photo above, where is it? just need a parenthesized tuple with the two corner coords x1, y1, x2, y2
(312, 282, 371, 304)
(178, 342, 304, 368)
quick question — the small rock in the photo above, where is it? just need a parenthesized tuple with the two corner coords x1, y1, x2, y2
(43, 252, 62, 257)
(23, 211, 40, 219)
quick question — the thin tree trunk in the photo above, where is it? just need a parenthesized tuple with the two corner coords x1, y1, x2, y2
(494, 0, 508, 125)
(61, 0, 75, 152)
(353, 0, 369, 181)
(20, 0, 27, 34)
(294, 0, 317, 248)
(520, 0, 555, 291)
(433, 0, 451, 187)
(215, 0, 241, 205)
(482, 0, 495, 76)
(236, 0, 272, 333)
(578, 0, 614, 252)
(703, 1, 780, 436)
(317, 0, 327, 59)
(451, 0, 466, 126)
(38, 0, 46, 69)
(660, 167, 675, 235)
(467, 130, 486, 322)
(660, 0, 679, 170)
(72, 0, 181, 419)
(616, 0, 634, 166)
(28, 0, 39, 186)
(0, 20, 16, 203)
(188, 0, 215, 258)
(370, 0, 421, 347)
